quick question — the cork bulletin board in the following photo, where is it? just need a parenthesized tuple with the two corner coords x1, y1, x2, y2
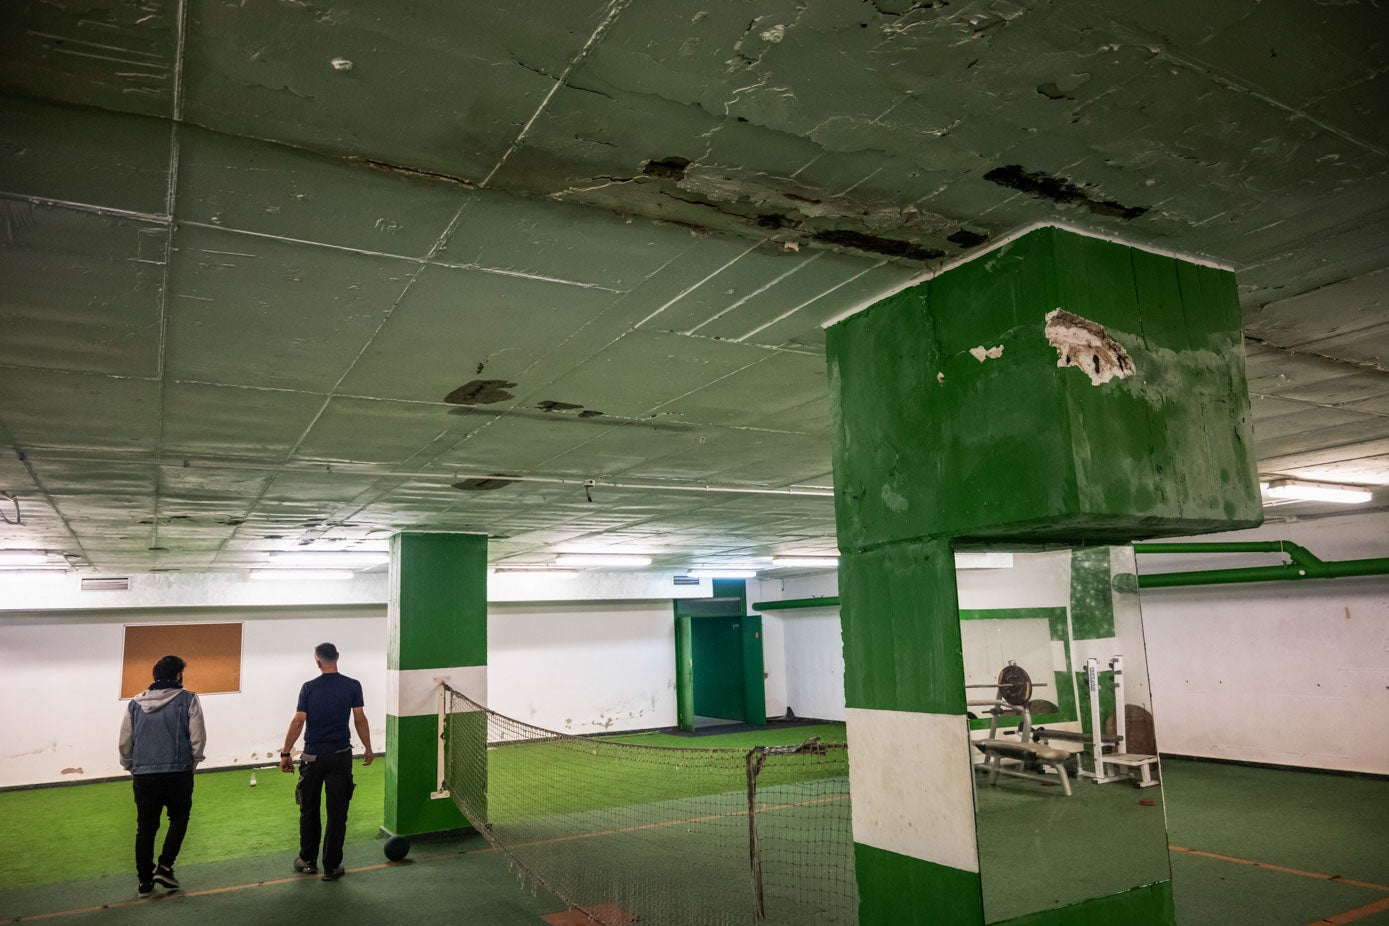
(120, 623, 243, 698)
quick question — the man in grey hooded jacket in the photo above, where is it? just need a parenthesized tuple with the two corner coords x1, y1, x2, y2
(118, 655, 206, 897)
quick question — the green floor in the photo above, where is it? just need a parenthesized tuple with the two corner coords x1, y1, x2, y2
(1, 744, 1385, 925)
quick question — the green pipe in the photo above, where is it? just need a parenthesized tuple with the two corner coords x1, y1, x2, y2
(1135, 541, 1389, 588)
(750, 596, 840, 611)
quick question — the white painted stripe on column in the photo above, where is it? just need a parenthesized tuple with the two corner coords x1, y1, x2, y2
(387, 665, 487, 717)
(846, 707, 979, 873)
(1070, 637, 1119, 667)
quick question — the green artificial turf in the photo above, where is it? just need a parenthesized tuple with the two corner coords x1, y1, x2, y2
(0, 724, 846, 892)
(0, 762, 386, 890)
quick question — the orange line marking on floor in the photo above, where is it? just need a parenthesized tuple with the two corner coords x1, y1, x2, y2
(1169, 845, 1389, 893)
(1313, 894, 1389, 925)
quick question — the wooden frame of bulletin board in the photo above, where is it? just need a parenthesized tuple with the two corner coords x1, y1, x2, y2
(121, 623, 244, 699)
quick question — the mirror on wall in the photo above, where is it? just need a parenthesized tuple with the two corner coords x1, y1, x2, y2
(956, 544, 1170, 923)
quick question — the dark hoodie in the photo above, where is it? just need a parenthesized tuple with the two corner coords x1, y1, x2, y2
(119, 685, 207, 775)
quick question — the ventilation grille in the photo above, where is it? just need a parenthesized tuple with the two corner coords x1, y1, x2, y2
(672, 575, 700, 586)
(82, 577, 130, 591)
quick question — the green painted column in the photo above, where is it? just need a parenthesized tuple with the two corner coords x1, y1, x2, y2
(385, 532, 487, 836)
(827, 226, 1262, 925)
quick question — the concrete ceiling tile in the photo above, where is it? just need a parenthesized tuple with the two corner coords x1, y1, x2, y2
(439, 191, 708, 292)
(0, 96, 172, 217)
(0, 370, 161, 453)
(164, 223, 414, 391)
(181, 0, 615, 182)
(163, 382, 325, 461)
(0, 0, 176, 118)
(175, 126, 470, 259)
(294, 396, 460, 466)
(653, 350, 828, 426)
(337, 263, 621, 404)
(533, 328, 773, 419)
(0, 203, 165, 377)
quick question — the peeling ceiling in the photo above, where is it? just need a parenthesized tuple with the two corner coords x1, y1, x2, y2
(1, 0, 1387, 573)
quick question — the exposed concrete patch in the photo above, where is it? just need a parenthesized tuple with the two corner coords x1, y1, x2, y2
(61, 767, 84, 775)
(969, 345, 1003, 362)
(643, 156, 692, 180)
(1044, 309, 1134, 386)
(985, 165, 1148, 220)
(444, 380, 517, 405)
(880, 484, 909, 513)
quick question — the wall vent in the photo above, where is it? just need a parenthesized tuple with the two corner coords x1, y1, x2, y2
(82, 577, 130, 591)
(672, 575, 700, 586)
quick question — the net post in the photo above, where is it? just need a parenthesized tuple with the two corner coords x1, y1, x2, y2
(429, 678, 450, 800)
(747, 746, 768, 923)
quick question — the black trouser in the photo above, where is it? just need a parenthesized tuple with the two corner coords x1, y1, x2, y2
(133, 771, 194, 883)
(297, 749, 355, 871)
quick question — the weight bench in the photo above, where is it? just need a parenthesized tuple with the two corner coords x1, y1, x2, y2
(974, 737, 1074, 797)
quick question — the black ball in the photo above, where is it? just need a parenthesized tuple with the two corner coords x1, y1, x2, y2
(383, 835, 411, 862)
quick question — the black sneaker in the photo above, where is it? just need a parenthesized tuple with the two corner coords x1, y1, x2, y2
(137, 882, 154, 898)
(152, 866, 179, 890)
(293, 855, 319, 875)
(321, 866, 346, 881)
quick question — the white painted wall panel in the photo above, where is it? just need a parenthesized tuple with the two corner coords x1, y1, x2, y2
(487, 601, 677, 735)
(0, 607, 387, 788)
(1143, 578, 1389, 775)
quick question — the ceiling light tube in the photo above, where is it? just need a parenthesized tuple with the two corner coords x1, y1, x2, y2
(687, 569, 758, 579)
(770, 556, 839, 568)
(249, 569, 356, 582)
(271, 551, 389, 567)
(0, 551, 50, 565)
(552, 554, 653, 567)
(1263, 479, 1372, 504)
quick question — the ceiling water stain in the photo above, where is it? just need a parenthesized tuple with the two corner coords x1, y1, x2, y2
(445, 380, 518, 405)
(452, 476, 518, 491)
(984, 165, 1148, 220)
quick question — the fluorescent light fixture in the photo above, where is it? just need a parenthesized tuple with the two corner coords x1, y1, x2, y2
(771, 556, 839, 568)
(687, 569, 758, 579)
(1263, 479, 1372, 505)
(0, 551, 49, 566)
(954, 552, 1015, 569)
(553, 554, 653, 567)
(492, 568, 578, 579)
(249, 569, 356, 582)
(271, 551, 389, 567)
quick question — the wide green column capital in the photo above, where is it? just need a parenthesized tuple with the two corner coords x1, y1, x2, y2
(828, 226, 1262, 550)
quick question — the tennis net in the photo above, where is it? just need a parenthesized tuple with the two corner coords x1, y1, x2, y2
(442, 687, 856, 925)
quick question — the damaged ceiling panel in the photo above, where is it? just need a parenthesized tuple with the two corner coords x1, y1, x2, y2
(0, 0, 1387, 572)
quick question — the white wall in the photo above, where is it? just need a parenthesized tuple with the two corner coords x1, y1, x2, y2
(752, 572, 847, 721)
(1139, 511, 1389, 774)
(1, 597, 684, 789)
(0, 606, 387, 788)
(487, 601, 677, 734)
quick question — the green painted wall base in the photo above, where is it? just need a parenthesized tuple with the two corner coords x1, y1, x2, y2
(854, 843, 984, 925)
(384, 713, 468, 837)
(998, 880, 1175, 926)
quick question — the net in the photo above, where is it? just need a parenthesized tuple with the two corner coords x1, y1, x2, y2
(442, 687, 856, 925)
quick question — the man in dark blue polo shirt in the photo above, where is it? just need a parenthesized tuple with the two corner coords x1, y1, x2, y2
(278, 642, 374, 881)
